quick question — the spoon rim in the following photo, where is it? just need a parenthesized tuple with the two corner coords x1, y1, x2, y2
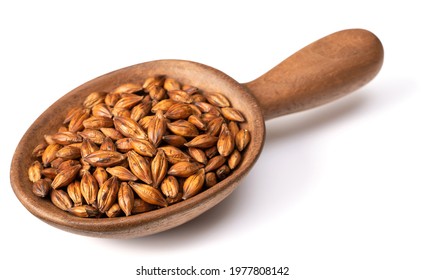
(10, 59, 266, 238)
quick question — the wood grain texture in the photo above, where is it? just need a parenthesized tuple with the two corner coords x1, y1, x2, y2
(244, 29, 384, 120)
(10, 29, 383, 238)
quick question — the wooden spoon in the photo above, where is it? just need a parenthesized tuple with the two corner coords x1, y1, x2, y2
(10, 29, 384, 238)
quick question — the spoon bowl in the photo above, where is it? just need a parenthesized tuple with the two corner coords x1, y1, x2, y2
(10, 29, 384, 238)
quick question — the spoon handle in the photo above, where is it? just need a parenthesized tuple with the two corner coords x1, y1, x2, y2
(243, 29, 384, 121)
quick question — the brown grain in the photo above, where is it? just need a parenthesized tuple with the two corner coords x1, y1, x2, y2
(27, 75, 249, 218)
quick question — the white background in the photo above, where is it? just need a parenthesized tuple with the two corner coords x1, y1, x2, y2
(1, 1, 424, 279)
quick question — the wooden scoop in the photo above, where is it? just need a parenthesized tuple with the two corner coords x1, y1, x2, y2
(10, 29, 384, 238)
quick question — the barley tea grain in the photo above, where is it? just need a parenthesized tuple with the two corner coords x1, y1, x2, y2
(29, 75, 251, 218)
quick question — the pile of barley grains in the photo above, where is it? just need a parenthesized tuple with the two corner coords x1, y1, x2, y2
(28, 76, 251, 218)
